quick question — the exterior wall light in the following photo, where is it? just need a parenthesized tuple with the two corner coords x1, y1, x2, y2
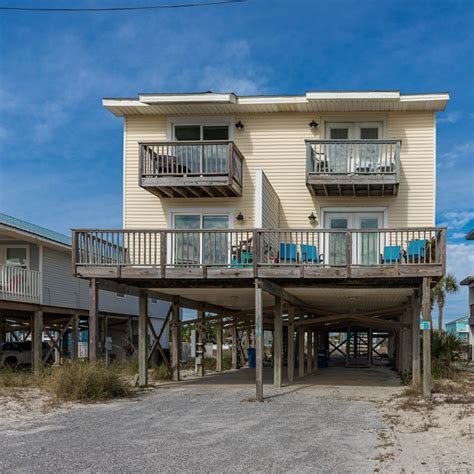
(235, 120, 244, 130)
(308, 212, 318, 225)
(235, 212, 244, 221)
(309, 120, 318, 129)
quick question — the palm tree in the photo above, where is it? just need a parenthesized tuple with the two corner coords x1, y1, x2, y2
(431, 273, 459, 335)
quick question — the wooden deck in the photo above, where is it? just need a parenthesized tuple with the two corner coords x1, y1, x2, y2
(306, 140, 400, 197)
(72, 227, 446, 284)
(139, 141, 244, 198)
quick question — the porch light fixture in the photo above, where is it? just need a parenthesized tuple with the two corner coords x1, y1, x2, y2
(235, 212, 244, 222)
(235, 120, 244, 130)
(309, 120, 318, 129)
(308, 212, 318, 225)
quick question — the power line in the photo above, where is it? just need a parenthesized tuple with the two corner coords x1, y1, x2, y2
(0, 0, 246, 12)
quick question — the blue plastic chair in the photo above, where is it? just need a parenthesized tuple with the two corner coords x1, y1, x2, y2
(279, 243, 298, 263)
(301, 244, 319, 263)
(408, 239, 426, 261)
(382, 246, 402, 264)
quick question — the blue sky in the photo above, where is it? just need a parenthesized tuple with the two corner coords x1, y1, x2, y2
(0, 0, 473, 322)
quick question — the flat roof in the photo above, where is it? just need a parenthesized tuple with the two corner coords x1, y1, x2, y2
(0, 213, 71, 248)
(103, 90, 450, 116)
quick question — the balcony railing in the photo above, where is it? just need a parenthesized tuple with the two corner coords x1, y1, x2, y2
(139, 141, 244, 198)
(0, 264, 41, 303)
(73, 228, 446, 279)
(306, 140, 401, 196)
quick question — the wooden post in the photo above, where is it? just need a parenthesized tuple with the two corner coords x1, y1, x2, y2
(287, 307, 295, 383)
(346, 327, 351, 367)
(196, 310, 205, 377)
(71, 312, 79, 362)
(313, 331, 319, 371)
(104, 314, 110, 367)
(171, 302, 180, 381)
(138, 289, 148, 387)
(412, 294, 421, 387)
(422, 277, 432, 398)
(255, 280, 264, 401)
(273, 295, 283, 389)
(298, 326, 305, 377)
(216, 320, 223, 372)
(368, 328, 373, 365)
(89, 278, 99, 363)
(231, 320, 238, 370)
(307, 330, 313, 373)
(33, 310, 43, 376)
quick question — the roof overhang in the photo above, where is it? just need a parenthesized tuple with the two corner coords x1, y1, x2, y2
(460, 276, 474, 286)
(466, 229, 474, 240)
(0, 224, 71, 252)
(103, 90, 450, 117)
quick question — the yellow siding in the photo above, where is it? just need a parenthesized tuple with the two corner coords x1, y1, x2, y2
(124, 111, 436, 229)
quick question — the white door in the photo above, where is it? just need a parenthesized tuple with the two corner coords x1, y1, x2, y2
(324, 212, 384, 265)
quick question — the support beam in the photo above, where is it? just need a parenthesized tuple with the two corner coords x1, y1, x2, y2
(231, 321, 238, 370)
(138, 289, 148, 387)
(298, 326, 305, 377)
(412, 294, 421, 387)
(89, 278, 99, 363)
(171, 302, 180, 382)
(216, 320, 223, 372)
(273, 295, 283, 389)
(255, 280, 264, 401)
(422, 277, 432, 398)
(313, 331, 319, 371)
(368, 328, 373, 365)
(196, 310, 205, 377)
(33, 310, 43, 376)
(307, 330, 313, 373)
(71, 312, 79, 362)
(287, 307, 295, 383)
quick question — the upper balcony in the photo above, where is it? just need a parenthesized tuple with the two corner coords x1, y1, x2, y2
(0, 264, 41, 304)
(306, 140, 401, 197)
(139, 141, 244, 198)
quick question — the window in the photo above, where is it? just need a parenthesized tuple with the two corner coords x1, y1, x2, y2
(174, 124, 229, 141)
(5, 247, 28, 268)
(116, 292, 125, 298)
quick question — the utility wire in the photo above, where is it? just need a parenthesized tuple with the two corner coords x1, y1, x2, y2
(0, 0, 246, 12)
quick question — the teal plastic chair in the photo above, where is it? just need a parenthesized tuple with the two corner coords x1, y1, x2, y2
(301, 244, 320, 264)
(408, 239, 426, 261)
(382, 246, 402, 264)
(279, 243, 298, 263)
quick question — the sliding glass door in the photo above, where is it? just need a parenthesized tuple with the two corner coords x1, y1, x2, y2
(173, 214, 229, 265)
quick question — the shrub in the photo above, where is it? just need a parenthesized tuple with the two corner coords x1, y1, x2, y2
(151, 363, 171, 381)
(430, 331, 463, 379)
(48, 362, 130, 402)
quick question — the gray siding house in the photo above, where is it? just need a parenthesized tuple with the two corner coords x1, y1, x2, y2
(0, 213, 169, 361)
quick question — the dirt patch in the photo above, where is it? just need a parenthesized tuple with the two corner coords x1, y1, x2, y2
(375, 373, 474, 473)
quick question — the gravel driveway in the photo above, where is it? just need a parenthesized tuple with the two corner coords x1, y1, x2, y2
(0, 369, 389, 473)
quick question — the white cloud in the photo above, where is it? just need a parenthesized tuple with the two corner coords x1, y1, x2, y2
(438, 111, 462, 124)
(438, 141, 474, 169)
(440, 211, 474, 230)
(451, 232, 467, 239)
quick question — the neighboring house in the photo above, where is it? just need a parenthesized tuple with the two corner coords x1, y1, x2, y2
(460, 228, 474, 360)
(72, 90, 449, 394)
(445, 316, 470, 342)
(0, 213, 169, 363)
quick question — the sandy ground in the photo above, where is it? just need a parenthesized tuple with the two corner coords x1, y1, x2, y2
(0, 366, 472, 473)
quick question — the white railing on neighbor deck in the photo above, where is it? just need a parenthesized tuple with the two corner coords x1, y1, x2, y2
(0, 265, 41, 303)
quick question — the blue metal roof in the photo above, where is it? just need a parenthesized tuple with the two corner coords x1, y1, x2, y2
(0, 213, 71, 247)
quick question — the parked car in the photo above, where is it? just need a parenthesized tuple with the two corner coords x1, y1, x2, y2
(0, 341, 51, 368)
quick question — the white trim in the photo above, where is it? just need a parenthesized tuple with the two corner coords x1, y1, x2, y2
(320, 207, 389, 229)
(307, 91, 400, 100)
(400, 93, 450, 102)
(123, 116, 127, 228)
(255, 170, 263, 228)
(168, 208, 235, 229)
(139, 93, 237, 104)
(0, 224, 70, 251)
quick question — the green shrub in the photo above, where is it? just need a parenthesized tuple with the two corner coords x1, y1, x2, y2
(151, 363, 171, 381)
(48, 362, 130, 401)
(430, 331, 463, 379)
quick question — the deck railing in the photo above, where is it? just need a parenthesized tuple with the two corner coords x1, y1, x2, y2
(306, 140, 401, 176)
(73, 228, 446, 271)
(0, 265, 41, 303)
(139, 141, 244, 186)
